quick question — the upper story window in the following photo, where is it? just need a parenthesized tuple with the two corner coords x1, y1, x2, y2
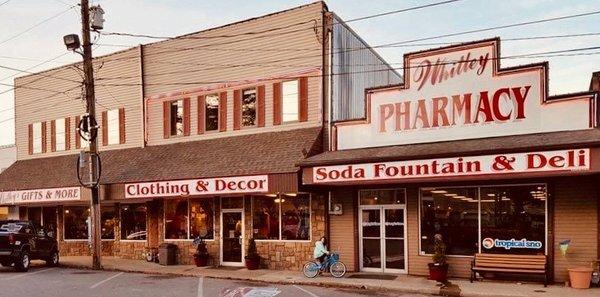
(107, 109, 120, 145)
(170, 99, 184, 136)
(242, 88, 257, 127)
(54, 118, 66, 151)
(32, 122, 43, 154)
(205, 94, 219, 132)
(282, 80, 299, 122)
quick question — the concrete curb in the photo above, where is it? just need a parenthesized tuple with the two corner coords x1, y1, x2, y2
(58, 262, 441, 296)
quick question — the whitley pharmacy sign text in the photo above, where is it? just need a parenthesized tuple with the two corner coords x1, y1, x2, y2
(125, 175, 269, 198)
(335, 39, 593, 150)
(0, 187, 81, 205)
(312, 149, 589, 183)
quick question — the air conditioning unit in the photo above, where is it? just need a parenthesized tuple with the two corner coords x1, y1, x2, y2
(329, 203, 343, 215)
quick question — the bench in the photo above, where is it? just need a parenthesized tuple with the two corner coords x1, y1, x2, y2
(470, 253, 548, 287)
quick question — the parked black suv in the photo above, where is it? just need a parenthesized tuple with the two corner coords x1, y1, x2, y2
(0, 220, 59, 272)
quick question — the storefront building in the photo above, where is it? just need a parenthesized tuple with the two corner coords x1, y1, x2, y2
(0, 2, 400, 270)
(300, 38, 600, 282)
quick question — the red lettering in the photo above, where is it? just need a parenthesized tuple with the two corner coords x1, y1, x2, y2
(492, 88, 511, 121)
(379, 104, 394, 132)
(548, 156, 565, 168)
(394, 101, 411, 131)
(511, 86, 530, 119)
(527, 153, 546, 169)
(474, 91, 494, 123)
(431, 96, 450, 127)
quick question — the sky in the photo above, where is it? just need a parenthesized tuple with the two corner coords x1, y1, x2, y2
(0, 0, 598, 146)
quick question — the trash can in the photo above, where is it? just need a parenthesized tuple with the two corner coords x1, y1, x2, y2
(158, 243, 178, 266)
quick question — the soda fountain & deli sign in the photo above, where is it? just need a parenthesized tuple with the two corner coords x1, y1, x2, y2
(125, 175, 268, 198)
(334, 39, 593, 150)
(312, 149, 589, 183)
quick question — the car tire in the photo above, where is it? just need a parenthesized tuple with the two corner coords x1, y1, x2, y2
(46, 250, 59, 267)
(14, 250, 30, 272)
(0, 261, 12, 267)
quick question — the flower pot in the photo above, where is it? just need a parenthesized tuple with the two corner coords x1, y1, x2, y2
(568, 267, 593, 289)
(428, 263, 449, 282)
(193, 254, 209, 267)
(245, 256, 260, 270)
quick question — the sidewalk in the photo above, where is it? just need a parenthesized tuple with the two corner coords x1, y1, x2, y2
(59, 256, 599, 297)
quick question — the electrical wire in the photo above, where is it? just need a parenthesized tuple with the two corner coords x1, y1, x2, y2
(0, 0, 11, 8)
(0, 5, 77, 47)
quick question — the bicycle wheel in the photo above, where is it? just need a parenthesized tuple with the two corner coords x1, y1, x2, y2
(302, 261, 320, 278)
(330, 261, 347, 278)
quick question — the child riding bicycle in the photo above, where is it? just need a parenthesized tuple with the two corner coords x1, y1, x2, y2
(313, 237, 329, 267)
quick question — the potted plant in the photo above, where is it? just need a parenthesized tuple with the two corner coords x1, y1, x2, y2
(245, 238, 260, 270)
(192, 237, 209, 267)
(428, 234, 449, 282)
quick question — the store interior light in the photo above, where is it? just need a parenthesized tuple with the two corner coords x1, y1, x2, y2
(430, 190, 447, 194)
(285, 193, 297, 197)
(265, 194, 278, 197)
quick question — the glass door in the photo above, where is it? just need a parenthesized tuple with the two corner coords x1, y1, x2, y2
(220, 210, 243, 266)
(359, 206, 406, 273)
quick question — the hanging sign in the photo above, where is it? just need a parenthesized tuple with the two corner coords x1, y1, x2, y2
(335, 39, 594, 150)
(0, 187, 81, 205)
(312, 149, 589, 183)
(125, 175, 269, 198)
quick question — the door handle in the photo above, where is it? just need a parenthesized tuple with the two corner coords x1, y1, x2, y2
(239, 237, 242, 245)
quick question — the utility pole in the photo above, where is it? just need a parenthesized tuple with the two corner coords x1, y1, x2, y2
(80, 0, 102, 270)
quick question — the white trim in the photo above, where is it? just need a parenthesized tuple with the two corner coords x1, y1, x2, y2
(119, 240, 147, 243)
(417, 183, 548, 257)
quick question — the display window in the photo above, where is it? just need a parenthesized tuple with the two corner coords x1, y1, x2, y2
(101, 206, 116, 240)
(164, 198, 215, 240)
(120, 204, 147, 241)
(252, 194, 310, 241)
(419, 184, 547, 256)
(64, 206, 90, 240)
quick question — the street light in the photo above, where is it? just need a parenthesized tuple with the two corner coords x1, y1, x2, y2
(63, 34, 81, 51)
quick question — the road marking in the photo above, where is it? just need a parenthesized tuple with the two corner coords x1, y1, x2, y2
(197, 277, 203, 297)
(1, 268, 56, 280)
(293, 285, 320, 297)
(90, 272, 123, 289)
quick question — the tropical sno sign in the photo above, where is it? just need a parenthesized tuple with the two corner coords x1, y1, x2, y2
(482, 237, 543, 250)
(334, 38, 594, 150)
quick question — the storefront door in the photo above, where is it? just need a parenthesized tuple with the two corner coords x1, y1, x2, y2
(359, 205, 407, 274)
(220, 209, 244, 266)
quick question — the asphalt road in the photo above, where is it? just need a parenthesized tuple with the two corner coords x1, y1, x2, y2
(0, 262, 432, 297)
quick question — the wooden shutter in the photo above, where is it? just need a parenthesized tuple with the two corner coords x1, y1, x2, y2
(299, 77, 309, 122)
(233, 90, 241, 130)
(65, 117, 71, 150)
(41, 122, 47, 153)
(163, 101, 170, 139)
(197, 95, 205, 134)
(28, 124, 33, 155)
(119, 108, 126, 144)
(219, 92, 227, 132)
(50, 120, 56, 152)
(75, 116, 81, 149)
(183, 97, 191, 136)
(273, 82, 282, 125)
(257, 85, 265, 127)
(102, 111, 108, 146)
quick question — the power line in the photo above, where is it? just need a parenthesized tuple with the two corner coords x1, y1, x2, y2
(0, 1, 11, 8)
(0, 84, 82, 114)
(92, 46, 600, 86)
(0, 5, 77, 47)
(344, 0, 460, 22)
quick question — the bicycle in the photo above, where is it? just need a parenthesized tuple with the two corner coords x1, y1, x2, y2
(302, 252, 347, 278)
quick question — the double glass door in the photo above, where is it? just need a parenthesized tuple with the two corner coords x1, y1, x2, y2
(360, 206, 406, 273)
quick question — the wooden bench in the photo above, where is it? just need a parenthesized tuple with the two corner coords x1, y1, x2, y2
(471, 253, 548, 286)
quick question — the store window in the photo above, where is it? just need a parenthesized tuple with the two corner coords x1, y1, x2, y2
(419, 184, 547, 256)
(64, 206, 89, 240)
(190, 199, 214, 240)
(282, 80, 299, 122)
(32, 122, 42, 154)
(55, 118, 66, 151)
(252, 194, 310, 241)
(121, 204, 147, 241)
(281, 194, 310, 240)
(480, 185, 546, 255)
(241, 88, 257, 127)
(170, 99, 184, 136)
(101, 206, 116, 240)
(205, 94, 219, 131)
(28, 207, 42, 228)
(165, 199, 188, 239)
(107, 109, 120, 145)
(420, 187, 479, 255)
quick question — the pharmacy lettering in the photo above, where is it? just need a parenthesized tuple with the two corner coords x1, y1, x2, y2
(313, 149, 589, 183)
(335, 39, 594, 150)
(125, 175, 269, 198)
(0, 187, 81, 205)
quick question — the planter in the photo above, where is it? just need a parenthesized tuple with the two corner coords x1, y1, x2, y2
(193, 254, 209, 267)
(568, 267, 593, 289)
(245, 256, 260, 270)
(428, 263, 449, 282)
